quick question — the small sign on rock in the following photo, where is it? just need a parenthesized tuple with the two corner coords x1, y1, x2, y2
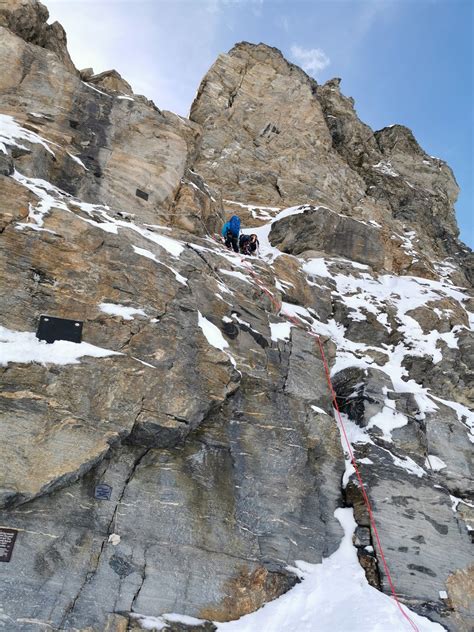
(94, 483, 112, 500)
(36, 315, 83, 344)
(0, 528, 18, 563)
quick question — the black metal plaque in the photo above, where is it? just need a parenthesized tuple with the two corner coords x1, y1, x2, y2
(94, 484, 112, 501)
(135, 188, 149, 201)
(0, 528, 18, 563)
(36, 315, 83, 344)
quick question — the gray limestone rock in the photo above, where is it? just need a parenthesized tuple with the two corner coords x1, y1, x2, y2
(0, 5, 472, 632)
(0, 152, 14, 175)
(269, 205, 385, 270)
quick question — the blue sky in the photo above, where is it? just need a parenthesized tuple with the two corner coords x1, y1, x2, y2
(48, 0, 473, 248)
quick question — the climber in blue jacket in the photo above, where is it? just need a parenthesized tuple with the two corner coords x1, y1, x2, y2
(221, 215, 241, 253)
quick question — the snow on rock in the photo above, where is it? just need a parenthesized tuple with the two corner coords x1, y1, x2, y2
(241, 205, 309, 261)
(198, 312, 238, 368)
(372, 160, 400, 177)
(336, 412, 427, 481)
(386, 450, 426, 478)
(425, 455, 447, 471)
(293, 260, 473, 442)
(12, 170, 69, 228)
(219, 269, 252, 284)
(302, 258, 331, 278)
(81, 81, 110, 97)
(132, 246, 188, 286)
(0, 325, 120, 366)
(198, 312, 229, 351)
(280, 301, 312, 321)
(132, 612, 208, 630)
(449, 494, 474, 514)
(138, 229, 184, 258)
(367, 401, 409, 441)
(311, 405, 327, 415)
(223, 198, 281, 221)
(270, 321, 293, 342)
(215, 508, 444, 632)
(67, 151, 88, 169)
(12, 169, 186, 262)
(0, 113, 56, 155)
(431, 394, 474, 441)
(99, 303, 147, 320)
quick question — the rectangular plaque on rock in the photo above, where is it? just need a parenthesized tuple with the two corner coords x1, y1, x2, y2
(36, 315, 83, 344)
(0, 528, 18, 563)
(94, 484, 112, 501)
(135, 188, 149, 201)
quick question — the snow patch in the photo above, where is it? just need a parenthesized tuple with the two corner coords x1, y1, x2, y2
(12, 170, 69, 228)
(311, 405, 326, 415)
(219, 269, 252, 284)
(131, 613, 207, 630)
(270, 322, 293, 342)
(215, 508, 444, 632)
(132, 247, 188, 286)
(367, 401, 409, 442)
(0, 113, 56, 156)
(372, 161, 399, 177)
(99, 303, 146, 320)
(198, 312, 228, 351)
(302, 258, 331, 278)
(425, 455, 447, 471)
(0, 325, 120, 366)
(241, 205, 310, 261)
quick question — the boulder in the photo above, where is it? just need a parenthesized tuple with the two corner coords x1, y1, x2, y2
(269, 205, 385, 270)
(87, 69, 134, 95)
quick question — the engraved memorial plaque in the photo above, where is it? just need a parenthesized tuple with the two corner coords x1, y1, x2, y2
(0, 528, 18, 563)
(94, 484, 112, 501)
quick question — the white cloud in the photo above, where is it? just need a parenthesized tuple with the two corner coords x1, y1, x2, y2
(290, 44, 330, 77)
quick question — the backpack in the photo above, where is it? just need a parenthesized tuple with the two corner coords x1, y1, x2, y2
(229, 215, 241, 236)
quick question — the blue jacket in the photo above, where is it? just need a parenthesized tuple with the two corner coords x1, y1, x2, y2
(222, 215, 241, 237)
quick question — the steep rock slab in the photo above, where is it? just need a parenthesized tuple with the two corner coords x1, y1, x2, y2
(0, 24, 222, 234)
(333, 366, 473, 631)
(0, 356, 140, 507)
(0, 308, 345, 631)
(0, 186, 239, 507)
(0, 124, 347, 628)
(269, 205, 385, 270)
(190, 42, 366, 212)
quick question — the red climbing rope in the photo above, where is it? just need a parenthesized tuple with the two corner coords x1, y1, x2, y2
(239, 256, 420, 632)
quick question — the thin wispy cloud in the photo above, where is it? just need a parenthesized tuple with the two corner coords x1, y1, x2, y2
(290, 45, 330, 77)
(353, 0, 392, 43)
(207, 0, 263, 15)
(275, 14, 289, 33)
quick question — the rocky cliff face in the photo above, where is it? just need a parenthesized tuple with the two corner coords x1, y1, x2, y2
(0, 3, 472, 632)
